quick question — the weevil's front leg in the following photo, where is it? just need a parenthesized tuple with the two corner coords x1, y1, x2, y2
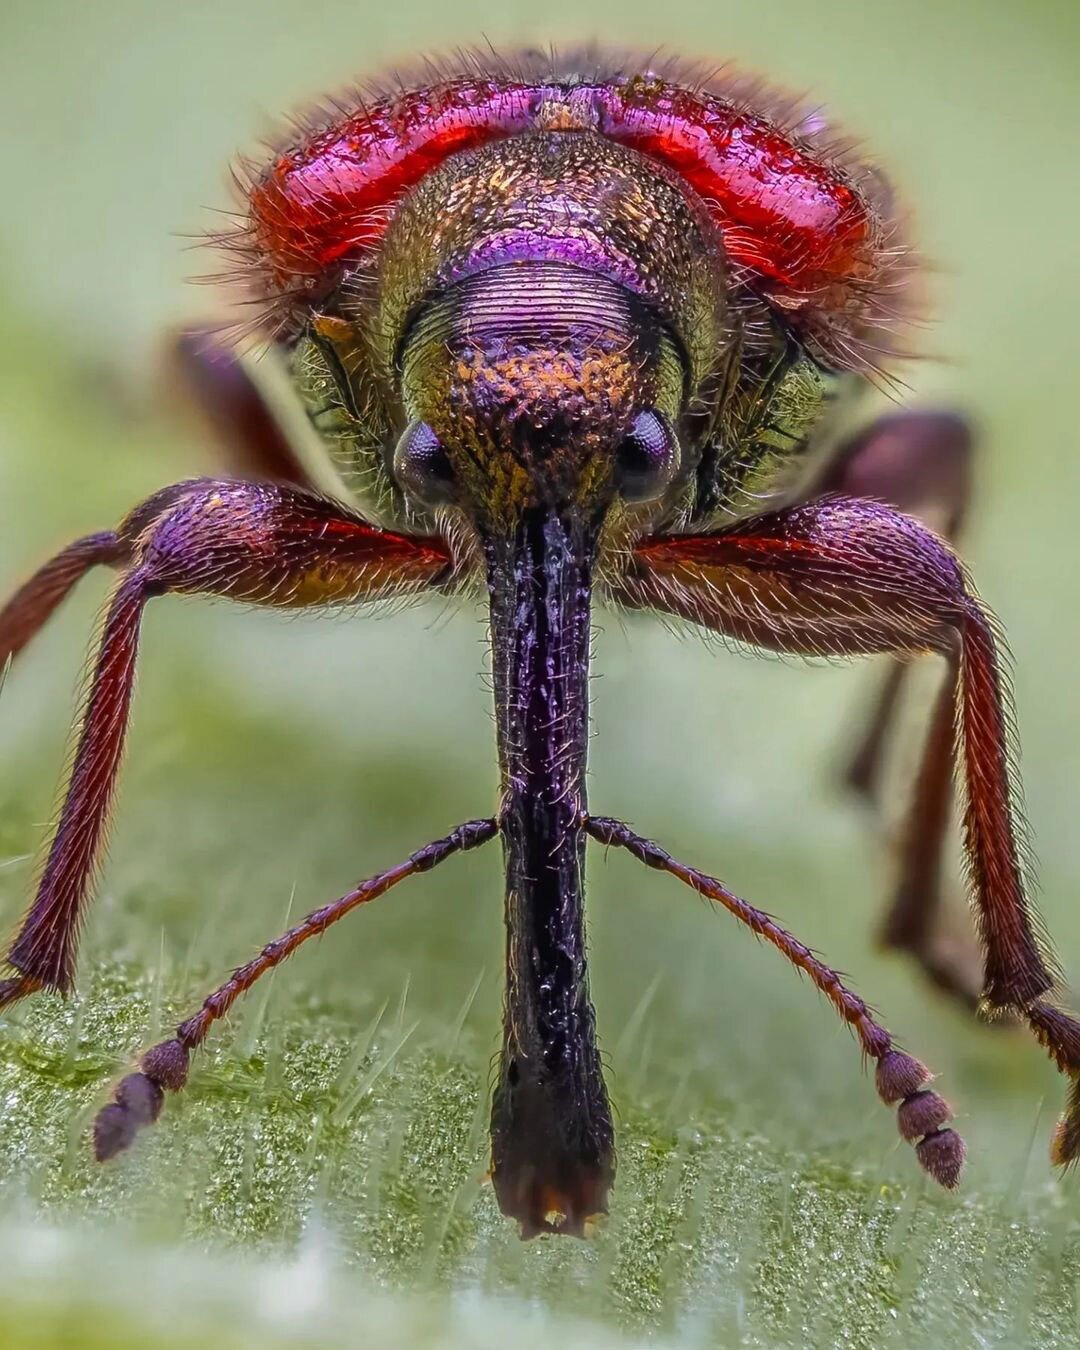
(0, 532, 128, 668)
(584, 814, 964, 1186)
(615, 494, 1080, 1164)
(2, 329, 331, 668)
(0, 479, 452, 1008)
(815, 410, 978, 998)
(816, 410, 973, 803)
(94, 817, 498, 1160)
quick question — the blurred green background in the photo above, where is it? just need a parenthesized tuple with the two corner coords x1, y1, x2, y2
(1, 1, 1079, 1346)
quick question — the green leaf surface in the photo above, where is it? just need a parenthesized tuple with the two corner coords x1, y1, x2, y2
(0, 965, 1077, 1350)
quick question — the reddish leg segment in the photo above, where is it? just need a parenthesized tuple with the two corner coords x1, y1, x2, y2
(0, 571, 146, 1005)
(584, 814, 964, 1185)
(819, 411, 976, 992)
(0, 532, 127, 667)
(815, 405, 972, 793)
(616, 494, 1080, 1162)
(0, 480, 451, 1007)
(94, 817, 498, 1160)
(0, 532, 133, 1007)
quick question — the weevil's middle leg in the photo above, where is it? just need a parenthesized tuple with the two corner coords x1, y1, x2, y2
(583, 814, 966, 1187)
(880, 655, 987, 1006)
(93, 817, 498, 1160)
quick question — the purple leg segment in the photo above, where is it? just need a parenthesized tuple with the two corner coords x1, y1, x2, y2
(619, 492, 1080, 1166)
(818, 409, 977, 994)
(0, 480, 450, 1006)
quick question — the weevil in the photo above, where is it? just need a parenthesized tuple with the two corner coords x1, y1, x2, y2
(2, 47, 1079, 1239)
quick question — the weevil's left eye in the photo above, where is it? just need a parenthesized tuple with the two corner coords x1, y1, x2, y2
(614, 410, 680, 503)
(393, 420, 456, 506)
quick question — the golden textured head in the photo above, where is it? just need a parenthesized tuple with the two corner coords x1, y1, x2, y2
(373, 131, 725, 529)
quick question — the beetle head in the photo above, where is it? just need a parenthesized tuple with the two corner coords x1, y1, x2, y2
(373, 131, 728, 539)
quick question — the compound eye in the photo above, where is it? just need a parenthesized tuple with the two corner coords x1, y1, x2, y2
(392, 420, 456, 506)
(614, 410, 681, 503)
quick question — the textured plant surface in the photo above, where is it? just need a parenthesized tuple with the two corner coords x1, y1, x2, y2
(0, 965, 1078, 1349)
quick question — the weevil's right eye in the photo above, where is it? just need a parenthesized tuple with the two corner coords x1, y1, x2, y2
(614, 410, 681, 503)
(392, 420, 457, 506)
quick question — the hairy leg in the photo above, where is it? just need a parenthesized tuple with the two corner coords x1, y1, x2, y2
(94, 817, 498, 1160)
(817, 411, 976, 993)
(616, 493, 1080, 1163)
(818, 410, 973, 793)
(584, 814, 964, 1186)
(0, 479, 450, 1007)
(0, 532, 127, 667)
